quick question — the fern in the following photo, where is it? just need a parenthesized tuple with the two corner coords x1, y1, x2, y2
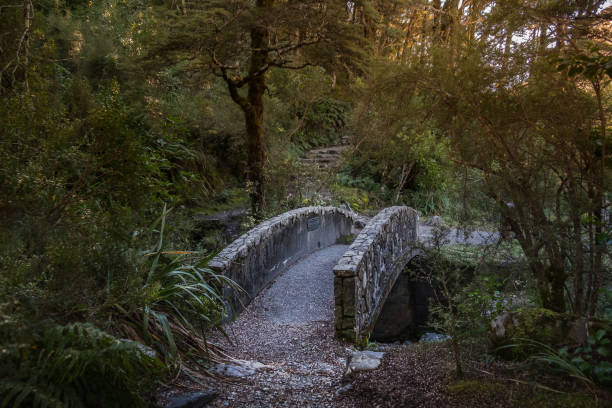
(0, 323, 164, 408)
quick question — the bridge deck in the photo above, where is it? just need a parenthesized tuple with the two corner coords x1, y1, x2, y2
(208, 245, 350, 407)
(258, 245, 348, 325)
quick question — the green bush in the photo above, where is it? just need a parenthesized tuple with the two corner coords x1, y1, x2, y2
(0, 323, 164, 408)
(556, 330, 612, 386)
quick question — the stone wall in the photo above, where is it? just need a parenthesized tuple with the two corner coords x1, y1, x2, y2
(333, 206, 418, 343)
(209, 206, 358, 317)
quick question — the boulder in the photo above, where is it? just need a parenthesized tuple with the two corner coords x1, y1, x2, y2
(424, 216, 445, 227)
(209, 359, 273, 378)
(166, 392, 216, 408)
(489, 308, 611, 359)
(343, 349, 384, 377)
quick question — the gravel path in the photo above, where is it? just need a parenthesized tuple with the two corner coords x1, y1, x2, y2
(257, 245, 347, 325)
(208, 245, 350, 407)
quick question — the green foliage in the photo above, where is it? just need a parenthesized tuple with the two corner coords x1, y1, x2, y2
(599, 288, 612, 321)
(500, 336, 611, 392)
(555, 330, 612, 386)
(291, 98, 347, 153)
(491, 308, 581, 360)
(113, 206, 243, 369)
(336, 234, 356, 245)
(0, 83, 163, 311)
(349, 60, 455, 209)
(554, 43, 612, 81)
(336, 170, 384, 195)
(330, 185, 374, 213)
(0, 323, 164, 408)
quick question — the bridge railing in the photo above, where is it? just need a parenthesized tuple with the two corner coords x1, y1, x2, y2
(209, 206, 359, 317)
(333, 206, 419, 343)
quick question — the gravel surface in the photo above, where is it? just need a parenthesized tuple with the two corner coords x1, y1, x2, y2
(257, 245, 347, 325)
(207, 245, 351, 407)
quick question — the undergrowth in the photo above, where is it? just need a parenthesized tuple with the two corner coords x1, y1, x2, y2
(0, 323, 164, 408)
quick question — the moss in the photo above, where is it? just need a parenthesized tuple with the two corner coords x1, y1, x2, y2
(446, 379, 506, 397)
(490, 307, 576, 359)
(446, 379, 598, 407)
(330, 185, 372, 212)
(336, 234, 355, 245)
(517, 392, 595, 408)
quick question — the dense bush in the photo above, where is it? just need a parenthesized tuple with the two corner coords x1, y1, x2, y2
(0, 323, 164, 408)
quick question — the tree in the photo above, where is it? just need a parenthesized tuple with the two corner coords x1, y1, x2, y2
(352, 0, 610, 314)
(149, 0, 364, 216)
(0, 0, 34, 92)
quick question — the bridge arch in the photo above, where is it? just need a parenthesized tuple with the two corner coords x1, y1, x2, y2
(333, 206, 419, 343)
(209, 206, 360, 316)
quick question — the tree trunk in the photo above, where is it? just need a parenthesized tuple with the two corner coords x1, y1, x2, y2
(244, 104, 265, 216)
(548, 259, 566, 313)
(244, 0, 272, 217)
(588, 79, 606, 317)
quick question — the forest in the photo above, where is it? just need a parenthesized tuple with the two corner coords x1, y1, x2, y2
(0, 0, 611, 407)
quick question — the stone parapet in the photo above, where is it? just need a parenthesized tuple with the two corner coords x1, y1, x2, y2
(209, 206, 358, 317)
(333, 206, 418, 343)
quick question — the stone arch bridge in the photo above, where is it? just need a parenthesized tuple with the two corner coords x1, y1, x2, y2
(209, 206, 419, 344)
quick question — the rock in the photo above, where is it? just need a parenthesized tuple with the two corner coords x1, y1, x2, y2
(210, 359, 273, 378)
(344, 349, 384, 377)
(419, 332, 450, 343)
(340, 202, 355, 214)
(354, 218, 367, 229)
(489, 308, 612, 359)
(166, 391, 217, 408)
(335, 383, 353, 396)
(424, 216, 445, 227)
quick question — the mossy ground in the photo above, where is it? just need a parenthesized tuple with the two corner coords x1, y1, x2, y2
(445, 379, 506, 397)
(338, 342, 612, 407)
(446, 378, 597, 408)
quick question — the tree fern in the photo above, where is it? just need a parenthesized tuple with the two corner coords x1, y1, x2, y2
(0, 323, 164, 408)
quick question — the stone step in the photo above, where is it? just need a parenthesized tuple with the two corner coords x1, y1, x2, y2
(307, 154, 341, 161)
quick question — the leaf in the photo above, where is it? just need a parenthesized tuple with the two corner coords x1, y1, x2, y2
(146, 203, 169, 285)
(151, 311, 177, 360)
(571, 356, 585, 364)
(568, 65, 584, 77)
(594, 362, 612, 384)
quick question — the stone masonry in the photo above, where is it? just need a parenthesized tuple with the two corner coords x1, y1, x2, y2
(209, 206, 359, 318)
(333, 206, 418, 343)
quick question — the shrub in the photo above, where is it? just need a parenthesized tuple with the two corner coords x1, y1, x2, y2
(0, 323, 164, 408)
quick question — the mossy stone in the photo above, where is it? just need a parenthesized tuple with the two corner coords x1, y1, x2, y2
(490, 307, 575, 359)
